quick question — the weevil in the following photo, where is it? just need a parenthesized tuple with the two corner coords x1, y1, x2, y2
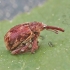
(4, 21, 64, 54)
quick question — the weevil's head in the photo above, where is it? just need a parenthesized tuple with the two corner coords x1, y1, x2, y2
(29, 21, 44, 33)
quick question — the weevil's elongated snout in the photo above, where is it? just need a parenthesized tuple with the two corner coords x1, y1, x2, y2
(44, 25, 64, 34)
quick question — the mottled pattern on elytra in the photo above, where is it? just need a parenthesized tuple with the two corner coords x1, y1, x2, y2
(4, 23, 32, 50)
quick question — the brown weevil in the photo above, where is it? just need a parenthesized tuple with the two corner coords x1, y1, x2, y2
(4, 21, 64, 54)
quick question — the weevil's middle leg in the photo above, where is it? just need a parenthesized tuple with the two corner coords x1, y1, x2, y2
(31, 33, 40, 53)
(20, 42, 31, 53)
(31, 38, 38, 53)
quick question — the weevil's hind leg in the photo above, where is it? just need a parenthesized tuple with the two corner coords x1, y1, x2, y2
(11, 42, 31, 55)
(11, 47, 22, 55)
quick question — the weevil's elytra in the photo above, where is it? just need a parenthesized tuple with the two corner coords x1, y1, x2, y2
(4, 21, 64, 55)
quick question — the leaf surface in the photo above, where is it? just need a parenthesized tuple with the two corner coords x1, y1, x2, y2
(0, 0, 70, 70)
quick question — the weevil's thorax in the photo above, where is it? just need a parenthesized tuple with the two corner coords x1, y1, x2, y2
(29, 21, 44, 33)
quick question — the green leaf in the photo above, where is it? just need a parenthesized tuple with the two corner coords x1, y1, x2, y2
(0, 0, 70, 70)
